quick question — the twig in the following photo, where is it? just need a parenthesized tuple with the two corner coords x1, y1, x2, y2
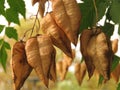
(30, 8, 39, 37)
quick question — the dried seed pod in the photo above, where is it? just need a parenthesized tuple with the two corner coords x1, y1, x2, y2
(37, 35, 55, 86)
(80, 29, 95, 78)
(32, 0, 47, 17)
(50, 0, 76, 45)
(56, 61, 63, 80)
(40, 13, 72, 58)
(79, 62, 86, 85)
(25, 37, 47, 87)
(87, 27, 113, 81)
(11, 41, 32, 90)
(111, 39, 118, 53)
(111, 64, 120, 83)
(63, 49, 75, 66)
(49, 48, 57, 82)
(63, 0, 81, 44)
(75, 63, 80, 84)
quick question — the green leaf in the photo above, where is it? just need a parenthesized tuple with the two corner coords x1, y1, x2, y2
(0, 25, 4, 33)
(7, 0, 26, 18)
(5, 27, 18, 40)
(101, 22, 114, 38)
(5, 8, 20, 25)
(110, 0, 120, 24)
(98, 75, 104, 85)
(0, 0, 5, 16)
(111, 55, 120, 72)
(0, 46, 7, 71)
(3, 41, 11, 50)
(0, 39, 3, 46)
(117, 83, 120, 90)
(106, 7, 112, 21)
(118, 25, 120, 35)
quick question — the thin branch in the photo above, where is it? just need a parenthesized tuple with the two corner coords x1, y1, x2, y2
(30, 8, 39, 37)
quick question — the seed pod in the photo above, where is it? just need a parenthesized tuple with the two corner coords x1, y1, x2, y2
(49, 48, 57, 82)
(87, 27, 113, 81)
(56, 61, 63, 80)
(50, 0, 76, 45)
(11, 41, 32, 90)
(80, 29, 95, 79)
(25, 37, 47, 87)
(63, 0, 81, 44)
(40, 13, 72, 58)
(63, 49, 75, 66)
(111, 39, 118, 53)
(32, 0, 47, 17)
(79, 62, 86, 85)
(111, 64, 120, 83)
(37, 35, 55, 86)
(75, 63, 80, 84)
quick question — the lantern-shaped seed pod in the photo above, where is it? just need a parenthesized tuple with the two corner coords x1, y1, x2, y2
(11, 41, 32, 90)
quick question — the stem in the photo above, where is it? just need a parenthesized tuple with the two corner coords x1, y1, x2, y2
(93, 0, 98, 25)
(30, 8, 39, 37)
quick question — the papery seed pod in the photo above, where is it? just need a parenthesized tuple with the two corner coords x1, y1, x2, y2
(50, 0, 76, 45)
(37, 35, 55, 86)
(11, 41, 32, 90)
(87, 27, 113, 81)
(40, 13, 72, 58)
(25, 37, 47, 87)
(75, 63, 80, 84)
(32, 0, 47, 17)
(56, 61, 63, 80)
(111, 64, 120, 83)
(63, 0, 81, 44)
(111, 39, 118, 53)
(63, 49, 75, 66)
(60, 60, 68, 81)
(79, 62, 86, 85)
(49, 48, 57, 82)
(80, 29, 95, 79)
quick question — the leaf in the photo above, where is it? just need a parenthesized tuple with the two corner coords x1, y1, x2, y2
(5, 8, 20, 25)
(0, 39, 3, 46)
(7, 0, 26, 18)
(98, 75, 104, 85)
(118, 25, 120, 35)
(5, 27, 18, 40)
(0, 25, 4, 33)
(0, 46, 7, 71)
(117, 83, 120, 90)
(101, 22, 114, 38)
(3, 41, 11, 50)
(110, 0, 120, 24)
(106, 7, 112, 21)
(0, 0, 5, 16)
(111, 55, 120, 72)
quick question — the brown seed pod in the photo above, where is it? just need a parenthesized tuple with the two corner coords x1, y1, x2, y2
(25, 37, 47, 87)
(111, 64, 120, 83)
(37, 35, 56, 86)
(40, 13, 72, 58)
(11, 41, 32, 90)
(50, 0, 76, 45)
(49, 48, 57, 82)
(87, 27, 113, 81)
(32, 0, 47, 17)
(63, 49, 75, 66)
(111, 39, 118, 53)
(63, 0, 81, 44)
(80, 29, 95, 79)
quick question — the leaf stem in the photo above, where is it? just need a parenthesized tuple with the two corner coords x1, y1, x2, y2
(93, 0, 98, 25)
